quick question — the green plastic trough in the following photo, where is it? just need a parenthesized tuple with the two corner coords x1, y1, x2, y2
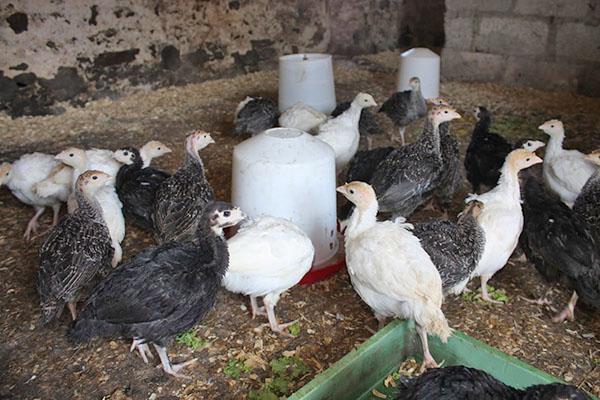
(289, 319, 596, 400)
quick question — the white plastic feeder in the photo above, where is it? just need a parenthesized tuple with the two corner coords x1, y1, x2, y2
(278, 53, 336, 114)
(231, 128, 338, 267)
(397, 47, 440, 99)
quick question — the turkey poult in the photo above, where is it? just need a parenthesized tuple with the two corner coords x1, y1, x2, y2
(233, 96, 279, 136)
(278, 101, 328, 133)
(153, 130, 215, 244)
(338, 181, 451, 370)
(540, 119, 596, 207)
(55, 148, 125, 267)
(395, 365, 591, 400)
(519, 173, 599, 323)
(370, 106, 462, 218)
(70, 202, 245, 379)
(33, 164, 73, 205)
(138, 140, 172, 168)
(315, 92, 378, 173)
(574, 150, 600, 234)
(222, 216, 314, 334)
(0, 153, 64, 240)
(113, 147, 171, 231)
(466, 149, 543, 303)
(379, 77, 427, 145)
(331, 101, 383, 150)
(412, 200, 486, 296)
(37, 171, 114, 324)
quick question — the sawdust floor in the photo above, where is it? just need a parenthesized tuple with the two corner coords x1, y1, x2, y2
(1, 52, 599, 399)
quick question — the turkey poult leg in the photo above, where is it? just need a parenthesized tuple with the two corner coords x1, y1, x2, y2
(417, 325, 438, 371)
(263, 297, 297, 336)
(24, 206, 45, 240)
(480, 275, 503, 304)
(375, 314, 387, 331)
(153, 343, 197, 379)
(130, 338, 154, 364)
(250, 296, 266, 319)
(67, 302, 77, 320)
(51, 203, 61, 226)
(390, 127, 406, 145)
(552, 291, 578, 323)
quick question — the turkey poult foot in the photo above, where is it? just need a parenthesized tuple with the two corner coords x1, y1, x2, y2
(480, 277, 503, 305)
(130, 338, 154, 364)
(552, 291, 578, 323)
(153, 343, 197, 379)
(521, 296, 552, 306)
(250, 296, 267, 319)
(417, 326, 439, 372)
(24, 207, 45, 241)
(263, 297, 297, 336)
(375, 314, 387, 331)
(390, 127, 406, 146)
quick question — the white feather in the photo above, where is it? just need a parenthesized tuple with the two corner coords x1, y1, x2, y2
(5, 153, 62, 207)
(279, 102, 328, 133)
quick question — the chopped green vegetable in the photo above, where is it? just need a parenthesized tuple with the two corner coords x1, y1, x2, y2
(175, 330, 207, 350)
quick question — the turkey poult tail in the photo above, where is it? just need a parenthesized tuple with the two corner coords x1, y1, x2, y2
(417, 305, 452, 343)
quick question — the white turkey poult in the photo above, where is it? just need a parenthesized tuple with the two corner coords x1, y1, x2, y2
(278, 101, 328, 133)
(338, 181, 451, 370)
(55, 148, 125, 267)
(465, 149, 543, 303)
(316, 92, 377, 173)
(539, 119, 595, 207)
(222, 216, 314, 335)
(0, 153, 66, 240)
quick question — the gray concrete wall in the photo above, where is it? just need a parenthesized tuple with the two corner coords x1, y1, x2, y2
(442, 0, 600, 96)
(0, 0, 401, 117)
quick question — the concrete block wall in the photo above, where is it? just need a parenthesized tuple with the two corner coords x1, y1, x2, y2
(0, 0, 401, 117)
(442, 0, 600, 96)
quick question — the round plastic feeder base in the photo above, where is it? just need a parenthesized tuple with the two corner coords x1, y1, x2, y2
(299, 238, 346, 285)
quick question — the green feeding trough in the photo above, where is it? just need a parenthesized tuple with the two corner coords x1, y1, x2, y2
(289, 320, 597, 400)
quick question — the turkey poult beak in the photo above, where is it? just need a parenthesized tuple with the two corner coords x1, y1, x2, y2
(531, 154, 544, 165)
(163, 145, 173, 153)
(336, 184, 349, 196)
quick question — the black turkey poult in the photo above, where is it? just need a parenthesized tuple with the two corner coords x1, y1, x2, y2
(114, 147, 171, 231)
(233, 96, 279, 136)
(152, 130, 215, 244)
(379, 76, 427, 145)
(37, 171, 114, 324)
(573, 150, 600, 236)
(70, 202, 245, 378)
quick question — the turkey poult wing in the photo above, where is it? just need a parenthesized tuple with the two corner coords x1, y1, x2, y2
(77, 241, 219, 343)
(153, 171, 214, 243)
(379, 91, 412, 125)
(234, 97, 279, 136)
(520, 179, 600, 307)
(117, 167, 170, 230)
(371, 151, 441, 215)
(38, 216, 113, 304)
(434, 134, 462, 206)
(547, 152, 593, 195)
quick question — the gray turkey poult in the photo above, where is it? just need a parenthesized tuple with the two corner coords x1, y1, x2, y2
(152, 130, 215, 244)
(412, 200, 486, 296)
(70, 202, 245, 379)
(37, 171, 114, 324)
(379, 77, 427, 145)
(233, 96, 279, 136)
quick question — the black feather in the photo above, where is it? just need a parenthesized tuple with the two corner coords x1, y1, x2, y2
(379, 88, 426, 128)
(234, 96, 279, 136)
(573, 170, 600, 237)
(115, 147, 170, 231)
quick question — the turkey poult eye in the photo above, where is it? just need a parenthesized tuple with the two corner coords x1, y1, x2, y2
(69, 153, 74, 157)
(551, 125, 554, 128)
(526, 158, 531, 162)
(123, 151, 129, 156)
(92, 176, 98, 180)
(223, 210, 231, 217)
(349, 189, 355, 194)
(157, 147, 161, 150)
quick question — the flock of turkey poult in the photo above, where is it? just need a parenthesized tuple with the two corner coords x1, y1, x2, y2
(0, 76, 597, 398)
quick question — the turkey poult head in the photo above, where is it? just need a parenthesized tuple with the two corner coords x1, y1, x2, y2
(55, 147, 87, 168)
(430, 106, 462, 126)
(352, 92, 378, 109)
(186, 130, 215, 158)
(112, 147, 139, 165)
(507, 149, 543, 172)
(141, 140, 172, 159)
(538, 119, 564, 138)
(521, 140, 545, 153)
(473, 106, 491, 122)
(585, 149, 600, 166)
(75, 170, 113, 193)
(426, 97, 450, 107)
(205, 201, 246, 236)
(0, 162, 12, 185)
(408, 76, 421, 90)
(336, 181, 377, 211)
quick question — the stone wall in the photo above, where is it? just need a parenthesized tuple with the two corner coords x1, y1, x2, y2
(0, 0, 401, 117)
(442, 0, 600, 96)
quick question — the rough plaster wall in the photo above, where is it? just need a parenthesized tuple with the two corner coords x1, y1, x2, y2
(0, 0, 400, 117)
(442, 0, 600, 96)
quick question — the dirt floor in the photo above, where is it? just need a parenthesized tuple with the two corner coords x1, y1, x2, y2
(1, 51, 599, 399)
